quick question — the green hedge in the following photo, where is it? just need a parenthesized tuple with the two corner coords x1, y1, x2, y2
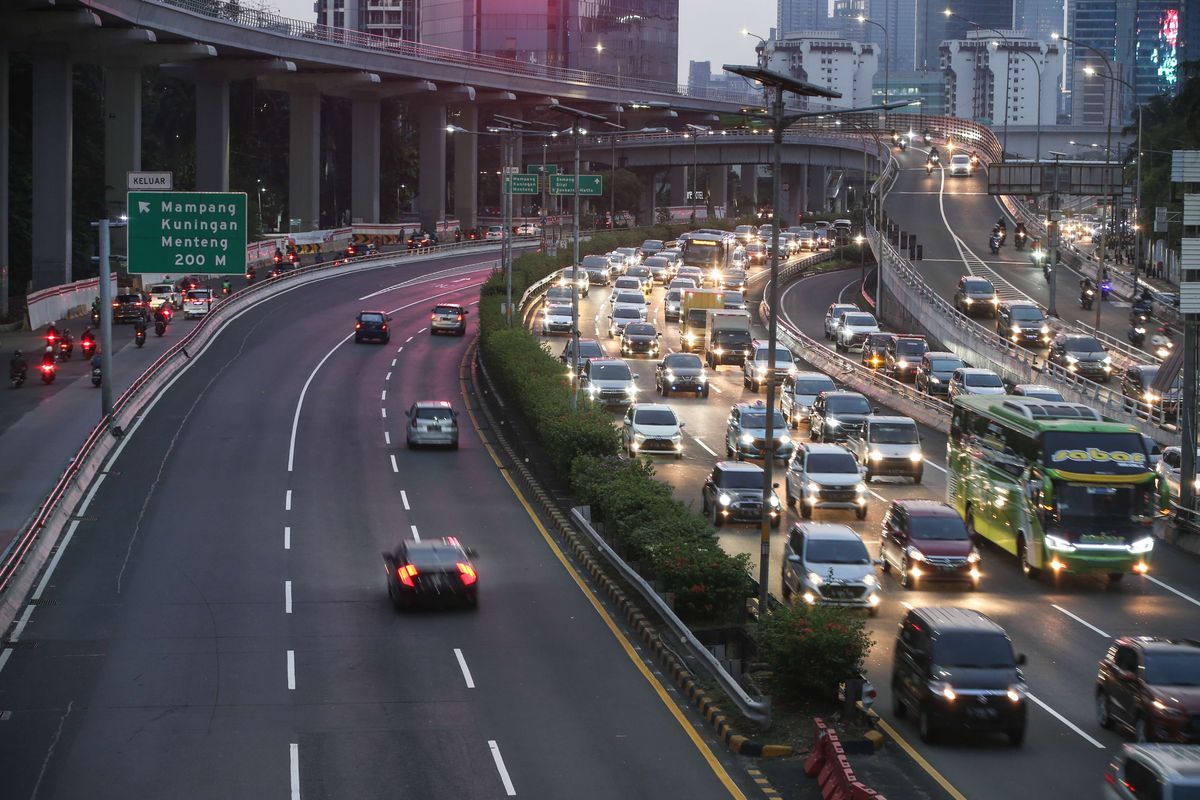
(753, 603, 874, 701)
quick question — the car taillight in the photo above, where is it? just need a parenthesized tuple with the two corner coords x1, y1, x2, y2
(456, 315, 463, 321)
(355, 322, 362, 329)
(398, 564, 418, 587)
(457, 563, 477, 586)
(431, 313, 437, 320)
(381, 324, 388, 331)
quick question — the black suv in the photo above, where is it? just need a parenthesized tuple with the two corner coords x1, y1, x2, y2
(655, 351, 708, 397)
(700, 460, 781, 528)
(996, 301, 1050, 347)
(353, 310, 391, 344)
(885, 336, 929, 382)
(953, 276, 999, 317)
(809, 391, 872, 443)
(915, 352, 964, 396)
(112, 293, 149, 324)
(891, 606, 1028, 745)
(1047, 333, 1112, 382)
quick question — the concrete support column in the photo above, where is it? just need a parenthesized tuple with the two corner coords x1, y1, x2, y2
(709, 167, 728, 216)
(195, 76, 230, 192)
(453, 104, 478, 230)
(104, 65, 142, 220)
(779, 165, 801, 226)
(668, 165, 687, 207)
(0, 48, 9, 315)
(351, 94, 381, 224)
(418, 103, 447, 232)
(740, 163, 758, 206)
(288, 87, 321, 231)
(31, 54, 73, 289)
(808, 165, 827, 215)
(638, 169, 657, 226)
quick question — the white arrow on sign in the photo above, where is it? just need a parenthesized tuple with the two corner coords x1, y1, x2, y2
(138, 201, 150, 213)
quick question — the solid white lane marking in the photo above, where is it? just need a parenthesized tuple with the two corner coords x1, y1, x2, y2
(401, 490, 410, 510)
(692, 436, 717, 457)
(381, 390, 387, 401)
(0, 648, 11, 676)
(287, 650, 296, 690)
(410, 524, 420, 542)
(406, 336, 414, 343)
(868, 489, 888, 503)
(708, 382, 723, 394)
(285, 581, 293, 614)
(1051, 604, 1109, 637)
(488, 740, 517, 796)
(390, 454, 399, 473)
(358, 263, 490, 299)
(384, 431, 391, 445)
(1026, 692, 1105, 748)
(454, 648, 476, 689)
(77, 472, 107, 515)
(9, 605, 34, 643)
(385, 372, 392, 381)
(32, 519, 80, 601)
(284, 526, 291, 550)
(381, 408, 387, 419)
(290, 743, 301, 800)
(285, 490, 292, 511)
(1147, 576, 1200, 609)
(924, 460, 948, 474)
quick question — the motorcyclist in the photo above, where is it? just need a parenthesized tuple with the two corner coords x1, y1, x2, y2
(45, 321, 60, 345)
(133, 317, 147, 336)
(80, 327, 96, 357)
(10, 350, 26, 380)
(273, 246, 284, 264)
(1080, 276, 1096, 304)
(928, 146, 940, 163)
(41, 345, 56, 368)
(221, 279, 232, 296)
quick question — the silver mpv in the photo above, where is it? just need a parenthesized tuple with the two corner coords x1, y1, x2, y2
(405, 401, 459, 449)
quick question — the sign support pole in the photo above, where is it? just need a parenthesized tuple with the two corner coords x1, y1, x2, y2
(97, 220, 115, 422)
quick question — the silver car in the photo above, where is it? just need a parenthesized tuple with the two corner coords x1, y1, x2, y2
(405, 401, 459, 449)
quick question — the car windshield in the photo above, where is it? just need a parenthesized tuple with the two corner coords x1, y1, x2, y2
(644, 257, 668, 268)
(615, 280, 640, 290)
(871, 424, 919, 444)
(1143, 652, 1200, 685)
(806, 453, 859, 473)
(150, 286, 172, 294)
(664, 354, 702, 369)
(719, 470, 763, 489)
(1052, 483, 1157, 522)
(829, 306, 854, 319)
(724, 292, 744, 305)
(965, 372, 1004, 388)
(951, 155, 970, 163)
(725, 270, 747, 281)
(909, 516, 969, 540)
(546, 288, 572, 301)
(792, 378, 836, 395)
(615, 292, 644, 305)
(742, 411, 788, 429)
(433, 306, 460, 315)
(186, 291, 210, 299)
(805, 538, 870, 565)
(592, 363, 632, 380)
(360, 312, 385, 323)
(625, 323, 655, 336)
(571, 342, 604, 359)
(582, 255, 609, 268)
(1010, 306, 1044, 321)
(932, 634, 1015, 669)
(635, 409, 676, 426)
(896, 340, 927, 356)
(929, 358, 962, 372)
(641, 240, 663, 249)
(547, 304, 572, 316)
(843, 314, 876, 327)
(756, 348, 793, 362)
(414, 406, 454, 422)
(1022, 388, 1063, 401)
(1064, 336, 1105, 352)
(614, 307, 641, 320)
(826, 395, 871, 414)
(964, 280, 993, 293)
(666, 290, 682, 302)
(627, 267, 650, 278)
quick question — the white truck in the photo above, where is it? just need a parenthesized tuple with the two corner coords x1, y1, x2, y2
(704, 310, 752, 368)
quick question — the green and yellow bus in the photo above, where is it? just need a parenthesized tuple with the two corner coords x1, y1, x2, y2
(947, 395, 1169, 583)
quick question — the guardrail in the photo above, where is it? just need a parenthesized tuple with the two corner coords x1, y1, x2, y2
(0, 239, 502, 629)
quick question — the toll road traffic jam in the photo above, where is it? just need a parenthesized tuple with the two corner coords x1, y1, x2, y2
(532, 222, 1200, 780)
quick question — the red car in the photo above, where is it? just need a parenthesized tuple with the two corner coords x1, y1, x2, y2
(879, 500, 981, 589)
(1096, 637, 1200, 743)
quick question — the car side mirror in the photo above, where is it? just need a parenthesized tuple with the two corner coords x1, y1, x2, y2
(387, 315, 393, 321)
(787, 554, 802, 563)
(1016, 653, 1027, 666)
(632, 374, 640, 380)
(679, 422, 686, 428)
(464, 310, 469, 315)
(404, 410, 412, 417)
(772, 482, 780, 489)
(657, 332, 663, 337)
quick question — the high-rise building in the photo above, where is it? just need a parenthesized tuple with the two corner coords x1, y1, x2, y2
(315, 0, 419, 40)
(1014, 0, 1063, 44)
(778, 0, 829, 35)
(832, 0, 919, 74)
(418, 1, 679, 86)
(941, 30, 1062, 125)
(915, 0, 1013, 72)
(1130, 0, 1182, 101)
(764, 31, 879, 109)
(1064, 0, 1136, 122)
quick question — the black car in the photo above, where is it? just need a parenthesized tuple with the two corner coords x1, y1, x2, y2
(1121, 363, 1182, 420)
(953, 276, 999, 318)
(382, 537, 478, 609)
(885, 336, 929, 382)
(915, 352, 964, 396)
(354, 310, 391, 343)
(1047, 334, 1113, 382)
(721, 268, 748, 294)
(112, 293, 149, 324)
(700, 460, 781, 528)
(655, 352, 708, 397)
(809, 391, 872, 443)
(407, 230, 438, 249)
(560, 338, 606, 378)
(620, 322, 662, 358)
(891, 606, 1027, 745)
(861, 332, 896, 370)
(996, 301, 1050, 347)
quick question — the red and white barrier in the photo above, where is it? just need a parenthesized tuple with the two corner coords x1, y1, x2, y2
(803, 718, 889, 800)
(27, 273, 117, 330)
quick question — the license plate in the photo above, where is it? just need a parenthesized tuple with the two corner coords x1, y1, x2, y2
(968, 707, 997, 719)
(428, 426, 441, 432)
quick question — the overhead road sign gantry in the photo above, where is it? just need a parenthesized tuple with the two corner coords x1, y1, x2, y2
(127, 191, 247, 275)
(550, 174, 603, 196)
(527, 164, 559, 175)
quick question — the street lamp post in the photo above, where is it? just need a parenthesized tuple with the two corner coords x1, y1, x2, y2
(856, 16, 889, 121)
(90, 216, 128, 425)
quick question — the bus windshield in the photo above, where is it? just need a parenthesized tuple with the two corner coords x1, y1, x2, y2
(1052, 483, 1157, 523)
(683, 240, 723, 268)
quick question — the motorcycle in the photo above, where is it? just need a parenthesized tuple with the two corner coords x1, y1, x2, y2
(989, 235, 1001, 255)
(1080, 288, 1095, 310)
(898, 137, 908, 152)
(91, 310, 100, 327)
(57, 333, 73, 361)
(1128, 324, 1147, 347)
(40, 362, 56, 385)
(91, 365, 102, 387)
(135, 327, 146, 348)
(245, 268, 257, 285)
(1151, 328, 1174, 360)
(80, 337, 96, 360)
(221, 282, 231, 297)
(1100, 279, 1112, 301)
(923, 130, 933, 145)
(1014, 230, 1027, 250)
(154, 319, 166, 337)
(9, 367, 26, 389)
(1043, 263, 1053, 280)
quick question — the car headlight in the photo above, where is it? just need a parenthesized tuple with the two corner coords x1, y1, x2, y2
(991, 297, 1000, 305)
(1102, 356, 1112, 366)
(633, 432, 647, 442)
(1007, 684, 1027, 703)
(968, 550, 981, 563)
(1152, 699, 1186, 717)
(671, 432, 683, 443)
(806, 481, 821, 494)
(1045, 534, 1076, 552)
(897, 359, 908, 369)
(626, 385, 638, 397)
(1129, 536, 1155, 554)
(930, 681, 957, 701)
(870, 450, 883, 461)
(964, 297, 973, 305)
(718, 493, 732, 506)
(1144, 390, 1160, 403)
(698, 372, 707, 383)
(862, 574, 877, 587)
(756, 366, 768, 376)
(1011, 325, 1022, 334)
(930, 376, 941, 384)
(1040, 325, 1050, 335)
(740, 433, 754, 445)
(664, 370, 675, 381)
(826, 417, 840, 429)
(686, 332, 696, 343)
(807, 571, 825, 586)
(778, 434, 791, 446)
(855, 482, 867, 494)
(906, 547, 925, 562)
(588, 385, 599, 396)
(1065, 354, 1079, 364)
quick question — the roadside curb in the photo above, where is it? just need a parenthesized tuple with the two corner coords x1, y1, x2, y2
(467, 337, 796, 762)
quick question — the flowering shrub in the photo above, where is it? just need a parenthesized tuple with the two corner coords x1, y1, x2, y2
(753, 603, 874, 701)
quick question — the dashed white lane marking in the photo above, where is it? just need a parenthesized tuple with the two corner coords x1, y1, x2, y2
(418, 328, 427, 334)
(391, 358, 397, 367)
(290, 743, 301, 800)
(454, 277, 471, 283)
(285, 490, 292, 511)
(8, 605, 34, 643)
(410, 524, 420, 542)
(32, 518, 80, 601)
(405, 335, 414, 343)
(287, 650, 296, 690)
(401, 490, 410, 510)
(385, 372, 392, 381)
(381, 408, 387, 419)
(488, 741, 517, 796)
(0, 648, 11, 677)
(1051, 604, 1109, 637)
(384, 431, 391, 445)
(454, 648, 476, 688)
(285, 581, 293, 614)
(1026, 692, 1105, 748)
(381, 390, 387, 400)
(284, 526, 291, 550)
(708, 382, 723, 393)
(390, 455, 399, 473)
(692, 436, 717, 457)
(1147, 576, 1200, 609)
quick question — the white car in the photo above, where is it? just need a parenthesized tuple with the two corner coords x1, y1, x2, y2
(609, 290, 647, 316)
(835, 312, 880, 352)
(781, 522, 880, 614)
(484, 225, 504, 240)
(541, 303, 574, 335)
(947, 368, 1006, 400)
(147, 283, 181, 311)
(823, 303, 858, 340)
(610, 276, 642, 297)
(948, 153, 974, 176)
(785, 443, 868, 520)
(515, 223, 539, 236)
(846, 416, 924, 483)
(622, 403, 685, 459)
(183, 289, 215, 319)
(608, 305, 646, 338)
(1157, 446, 1200, 501)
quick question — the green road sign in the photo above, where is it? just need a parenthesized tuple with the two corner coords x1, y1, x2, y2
(527, 164, 559, 175)
(504, 174, 539, 195)
(550, 174, 603, 196)
(127, 191, 247, 275)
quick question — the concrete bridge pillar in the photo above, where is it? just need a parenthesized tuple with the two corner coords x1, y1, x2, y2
(351, 94, 381, 223)
(288, 87, 321, 231)
(638, 168, 658, 226)
(708, 167, 728, 217)
(808, 165, 827, 215)
(31, 54, 73, 289)
(453, 104, 478, 230)
(781, 165, 803, 227)
(668, 165, 687, 207)
(418, 103, 447, 232)
(739, 163, 758, 207)
(103, 65, 141, 221)
(195, 76, 230, 192)
(1, 48, 9, 312)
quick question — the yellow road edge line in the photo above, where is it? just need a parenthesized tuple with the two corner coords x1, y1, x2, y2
(874, 716, 968, 800)
(459, 341, 747, 800)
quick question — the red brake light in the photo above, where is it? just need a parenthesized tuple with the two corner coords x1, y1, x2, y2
(431, 313, 437, 320)
(457, 563, 477, 586)
(456, 314, 463, 321)
(398, 564, 418, 587)
(381, 323, 388, 331)
(41, 364, 53, 372)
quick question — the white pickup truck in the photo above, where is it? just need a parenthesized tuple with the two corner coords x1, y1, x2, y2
(147, 283, 182, 311)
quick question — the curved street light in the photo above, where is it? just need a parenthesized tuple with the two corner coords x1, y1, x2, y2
(856, 16, 890, 119)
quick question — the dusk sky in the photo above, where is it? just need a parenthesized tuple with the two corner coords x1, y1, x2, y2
(269, 0, 776, 86)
